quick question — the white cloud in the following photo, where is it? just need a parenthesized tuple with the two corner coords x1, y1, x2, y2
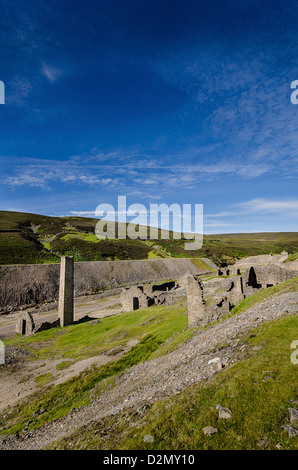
(236, 198, 298, 214)
(69, 211, 96, 217)
(205, 199, 298, 225)
(4, 174, 50, 189)
(204, 222, 234, 227)
(41, 64, 62, 83)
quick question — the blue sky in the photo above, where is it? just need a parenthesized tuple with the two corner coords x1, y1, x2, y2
(0, 0, 298, 234)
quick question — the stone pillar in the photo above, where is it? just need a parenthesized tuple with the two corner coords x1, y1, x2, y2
(187, 275, 206, 327)
(234, 276, 243, 294)
(15, 312, 35, 336)
(231, 275, 245, 301)
(58, 256, 74, 327)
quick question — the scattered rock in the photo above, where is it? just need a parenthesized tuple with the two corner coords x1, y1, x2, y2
(87, 320, 101, 326)
(262, 376, 273, 382)
(33, 408, 46, 418)
(282, 424, 298, 438)
(208, 358, 222, 371)
(143, 434, 154, 443)
(208, 357, 221, 364)
(288, 408, 298, 427)
(203, 426, 218, 436)
(216, 404, 232, 420)
(257, 438, 270, 448)
(289, 399, 298, 406)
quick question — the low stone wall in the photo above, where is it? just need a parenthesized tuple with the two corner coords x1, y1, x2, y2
(0, 258, 207, 312)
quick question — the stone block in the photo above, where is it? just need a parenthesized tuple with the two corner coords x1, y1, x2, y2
(15, 311, 35, 336)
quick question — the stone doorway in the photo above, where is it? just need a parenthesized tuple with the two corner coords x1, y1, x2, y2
(133, 297, 139, 310)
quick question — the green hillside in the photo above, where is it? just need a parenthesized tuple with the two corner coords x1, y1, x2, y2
(1, 210, 298, 266)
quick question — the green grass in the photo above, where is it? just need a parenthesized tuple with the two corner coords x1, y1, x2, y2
(0, 232, 58, 265)
(155, 232, 298, 265)
(48, 314, 298, 450)
(56, 360, 75, 370)
(190, 258, 215, 271)
(60, 232, 100, 243)
(34, 373, 53, 385)
(148, 250, 167, 259)
(286, 252, 298, 262)
(4, 301, 188, 363)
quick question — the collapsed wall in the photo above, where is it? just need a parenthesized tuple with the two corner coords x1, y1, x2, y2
(0, 258, 207, 312)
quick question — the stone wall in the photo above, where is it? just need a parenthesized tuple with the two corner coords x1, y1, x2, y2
(243, 264, 298, 289)
(0, 258, 206, 312)
(121, 286, 151, 312)
(121, 280, 186, 313)
(187, 275, 207, 327)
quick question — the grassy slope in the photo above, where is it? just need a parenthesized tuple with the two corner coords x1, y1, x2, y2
(1, 277, 297, 449)
(1, 301, 190, 433)
(50, 314, 298, 451)
(0, 211, 151, 264)
(1, 211, 298, 265)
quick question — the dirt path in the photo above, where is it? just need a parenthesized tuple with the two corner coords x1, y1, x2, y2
(1, 291, 297, 450)
(0, 337, 139, 412)
(0, 294, 125, 411)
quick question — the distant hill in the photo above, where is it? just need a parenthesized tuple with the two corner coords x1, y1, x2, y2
(0, 210, 298, 266)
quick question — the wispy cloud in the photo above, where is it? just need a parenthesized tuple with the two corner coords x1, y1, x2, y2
(207, 198, 298, 217)
(41, 64, 63, 83)
(69, 210, 96, 217)
(2, 157, 120, 190)
(204, 197, 298, 234)
(1, 149, 276, 196)
(236, 198, 298, 215)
